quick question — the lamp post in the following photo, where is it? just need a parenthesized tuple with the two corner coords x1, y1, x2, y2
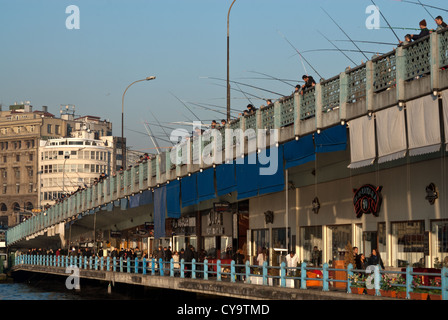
(227, 0, 237, 123)
(121, 76, 156, 168)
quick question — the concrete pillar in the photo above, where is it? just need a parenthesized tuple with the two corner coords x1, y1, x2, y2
(395, 46, 406, 103)
(430, 32, 440, 93)
(293, 92, 301, 137)
(339, 72, 348, 123)
(365, 60, 374, 112)
(315, 83, 323, 132)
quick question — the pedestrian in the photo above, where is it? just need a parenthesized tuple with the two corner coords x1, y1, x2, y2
(173, 251, 180, 276)
(410, 19, 430, 41)
(367, 248, 385, 270)
(233, 249, 245, 281)
(435, 16, 447, 31)
(300, 75, 316, 95)
(256, 247, 267, 267)
(285, 251, 299, 277)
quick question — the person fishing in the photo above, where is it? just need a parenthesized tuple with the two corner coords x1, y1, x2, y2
(300, 75, 316, 95)
(435, 16, 448, 31)
(410, 19, 430, 41)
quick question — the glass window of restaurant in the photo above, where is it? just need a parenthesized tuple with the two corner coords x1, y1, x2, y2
(251, 229, 270, 264)
(173, 236, 197, 254)
(431, 219, 448, 268)
(326, 224, 352, 264)
(300, 225, 323, 266)
(272, 227, 290, 266)
(391, 220, 425, 268)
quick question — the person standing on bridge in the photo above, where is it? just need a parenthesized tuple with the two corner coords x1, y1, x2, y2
(300, 75, 316, 95)
(410, 19, 430, 41)
(435, 16, 447, 31)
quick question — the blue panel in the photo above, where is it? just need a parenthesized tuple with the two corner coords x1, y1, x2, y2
(216, 162, 237, 196)
(154, 186, 166, 239)
(198, 168, 216, 202)
(181, 173, 198, 207)
(315, 125, 347, 153)
(106, 202, 113, 212)
(139, 190, 153, 205)
(120, 198, 128, 210)
(236, 153, 259, 200)
(283, 135, 315, 170)
(167, 179, 181, 218)
(129, 193, 140, 208)
(258, 146, 285, 196)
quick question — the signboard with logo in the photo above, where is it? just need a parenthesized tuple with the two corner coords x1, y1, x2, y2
(353, 184, 383, 218)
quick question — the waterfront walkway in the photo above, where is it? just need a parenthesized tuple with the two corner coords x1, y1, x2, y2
(11, 254, 447, 300)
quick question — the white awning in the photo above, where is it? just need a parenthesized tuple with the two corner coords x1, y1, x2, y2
(376, 106, 407, 163)
(348, 115, 376, 168)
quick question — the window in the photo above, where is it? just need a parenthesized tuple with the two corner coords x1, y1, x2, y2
(391, 221, 425, 268)
(47, 124, 52, 134)
(2, 184, 6, 194)
(326, 224, 352, 263)
(252, 229, 270, 263)
(55, 125, 60, 134)
(28, 153, 33, 161)
(301, 226, 323, 266)
(431, 220, 448, 268)
(16, 183, 20, 194)
(28, 183, 33, 193)
(16, 154, 20, 162)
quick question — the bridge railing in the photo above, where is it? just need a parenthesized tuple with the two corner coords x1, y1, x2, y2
(7, 29, 448, 246)
(15, 254, 448, 299)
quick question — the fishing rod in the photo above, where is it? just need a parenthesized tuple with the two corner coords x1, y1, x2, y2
(370, 0, 401, 42)
(170, 92, 202, 122)
(334, 39, 397, 46)
(317, 30, 358, 66)
(245, 70, 297, 87)
(188, 101, 232, 117)
(416, 0, 435, 21)
(148, 110, 173, 146)
(235, 83, 255, 106)
(302, 48, 384, 55)
(208, 82, 269, 101)
(321, 7, 369, 61)
(393, 0, 448, 13)
(203, 76, 286, 97)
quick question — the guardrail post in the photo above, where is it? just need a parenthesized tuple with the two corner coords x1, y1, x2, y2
(70, 256, 73, 267)
(170, 258, 174, 277)
(113, 257, 117, 272)
(301, 262, 307, 289)
(192, 258, 196, 279)
(217, 260, 221, 281)
(127, 257, 131, 273)
(95, 256, 99, 270)
(204, 259, 208, 280)
(322, 263, 329, 292)
(134, 258, 138, 273)
(180, 259, 185, 278)
(74, 256, 78, 268)
(347, 263, 353, 293)
(142, 258, 146, 275)
(245, 261, 251, 284)
(89, 256, 93, 270)
(151, 258, 155, 275)
(262, 261, 268, 286)
(100, 257, 104, 270)
(159, 258, 163, 276)
(231, 260, 236, 283)
(280, 262, 286, 287)
(442, 267, 447, 301)
(84, 257, 88, 270)
(106, 257, 110, 271)
(406, 265, 413, 299)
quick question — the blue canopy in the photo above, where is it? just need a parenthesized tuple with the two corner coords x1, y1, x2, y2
(315, 125, 347, 153)
(197, 168, 216, 202)
(120, 197, 128, 210)
(167, 179, 181, 218)
(129, 193, 140, 208)
(181, 173, 198, 207)
(258, 146, 285, 196)
(216, 161, 237, 196)
(139, 190, 153, 206)
(283, 135, 315, 170)
(154, 186, 166, 239)
(236, 153, 259, 200)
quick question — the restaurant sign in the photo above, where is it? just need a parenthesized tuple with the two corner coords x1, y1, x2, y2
(353, 184, 382, 218)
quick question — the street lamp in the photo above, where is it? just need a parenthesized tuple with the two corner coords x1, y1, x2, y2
(121, 76, 156, 168)
(227, 0, 237, 123)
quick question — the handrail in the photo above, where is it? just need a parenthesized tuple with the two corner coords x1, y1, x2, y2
(14, 254, 448, 299)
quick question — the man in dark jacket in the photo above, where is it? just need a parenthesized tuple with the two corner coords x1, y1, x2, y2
(435, 16, 448, 31)
(410, 19, 430, 41)
(300, 75, 316, 95)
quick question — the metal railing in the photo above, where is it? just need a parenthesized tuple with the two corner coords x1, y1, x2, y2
(15, 254, 448, 299)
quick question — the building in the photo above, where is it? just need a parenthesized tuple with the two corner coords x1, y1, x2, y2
(0, 103, 120, 228)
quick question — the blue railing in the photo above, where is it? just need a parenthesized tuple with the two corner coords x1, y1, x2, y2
(15, 255, 448, 299)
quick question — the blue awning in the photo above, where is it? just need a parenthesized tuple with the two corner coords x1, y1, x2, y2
(154, 186, 166, 239)
(283, 135, 315, 170)
(315, 125, 347, 153)
(181, 173, 198, 207)
(120, 198, 128, 210)
(129, 193, 140, 208)
(139, 190, 153, 206)
(236, 153, 259, 200)
(197, 168, 216, 202)
(216, 161, 237, 196)
(258, 146, 285, 196)
(167, 179, 181, 218)
(106, 202, 114, 212)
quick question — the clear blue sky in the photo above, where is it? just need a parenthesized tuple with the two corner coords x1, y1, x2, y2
(0, 0, 446, 152)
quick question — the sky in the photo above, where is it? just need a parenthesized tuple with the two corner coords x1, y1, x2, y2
(0, 0, 447, 153)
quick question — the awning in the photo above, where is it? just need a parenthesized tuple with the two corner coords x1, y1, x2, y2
(348, 115, 376, 168)
(258, 146, 285, 196)
(236, 153, 259, 200)
(167, 179, 181, 218)
(181, 173, 198, 208)
(197, 168, 216, 202)
(315, 125, 347, 153)
(283, 134, 315, 170)
(129, 193, 141, 208)
(406, 95, 441, 156)
(216, 161, 237, 196)
(154, 186, 166, 239)
(376, 106, 407, 163)
(139, 190, 153, 206)
(120, 197, 128, 210)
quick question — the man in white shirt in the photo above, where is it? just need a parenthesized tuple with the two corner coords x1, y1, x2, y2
(286, 251, 299, 276)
